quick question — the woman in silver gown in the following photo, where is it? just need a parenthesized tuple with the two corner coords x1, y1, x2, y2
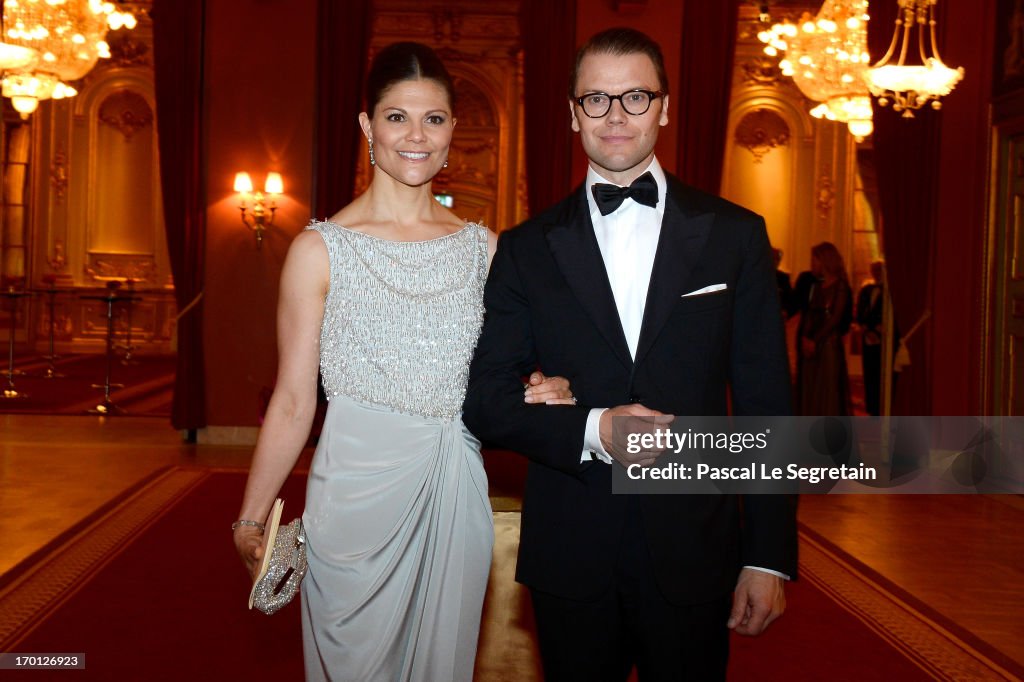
(232, 42, 573, 681)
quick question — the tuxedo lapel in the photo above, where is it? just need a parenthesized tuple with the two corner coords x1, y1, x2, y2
(545, 187, 633, 369)
(634, 182, 715, 367)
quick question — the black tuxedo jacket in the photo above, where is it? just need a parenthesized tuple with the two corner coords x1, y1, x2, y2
(856, 282, 883, 332)
(463, 174, 798, 605)
(788, 270, 819, 318)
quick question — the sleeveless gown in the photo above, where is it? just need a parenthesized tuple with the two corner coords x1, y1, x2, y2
(796, 279, 851, 416)
(301, 221, 494, 682)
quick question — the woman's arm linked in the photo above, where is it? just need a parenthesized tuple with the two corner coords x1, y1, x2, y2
(233, 230, 328, 580)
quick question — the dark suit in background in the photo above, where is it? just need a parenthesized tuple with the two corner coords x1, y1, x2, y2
(777, 269, 794, 316)
(773, 247, 793, 317)
(788, 270, 818, 319)
(857, 281, 884, 416)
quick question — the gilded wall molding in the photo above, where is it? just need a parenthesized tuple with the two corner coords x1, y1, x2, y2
(447, 136, 498, 187)
(48, 239, 67, 272)
(737, 6, 811, 41)
(368, 2, 523, 228)
(108, 33, 150, 68)
(36, 303, 73, 340)
(50, 145, 68, 205)
(22, 0, 174, 353)
(734, 108, 791, 163)
(451, 75, 496, 126)
(817, 167, 836, 220)
(740, 56, 783, 88)
(375, 10, 518, 45)
(98, 90, 153, 141)
(84, 254, 157, 283)
(432, 8, 462, 41)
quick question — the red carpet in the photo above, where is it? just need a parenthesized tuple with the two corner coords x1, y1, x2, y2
(0, 353, 175, 416)
(728, 580, 929, 681)
(0, 469, 308, 681)
(0, 470, 1010, 681)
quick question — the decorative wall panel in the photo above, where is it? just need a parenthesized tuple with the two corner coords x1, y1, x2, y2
(366, 1, 527, 231)
(20, 2, 175, 354)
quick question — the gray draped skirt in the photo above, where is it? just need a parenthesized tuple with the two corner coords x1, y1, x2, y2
(301, 395, 494, 681)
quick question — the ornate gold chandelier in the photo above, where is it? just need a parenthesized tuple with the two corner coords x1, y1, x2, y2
(759, 0, 874, 141)
(0, 0, 137, 118)
(865, 0, 963, 116)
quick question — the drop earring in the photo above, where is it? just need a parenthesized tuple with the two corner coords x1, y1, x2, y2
(368, 138, 375, 166)
(443, 159, 448, 169)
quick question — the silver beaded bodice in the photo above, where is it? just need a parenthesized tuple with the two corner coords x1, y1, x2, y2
(306, 220, 488, 420)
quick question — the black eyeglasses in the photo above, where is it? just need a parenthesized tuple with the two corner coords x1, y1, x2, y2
(574, 89, 665, 118)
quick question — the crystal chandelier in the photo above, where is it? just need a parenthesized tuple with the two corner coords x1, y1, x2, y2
(865, 0, 963, 116)
(0, 36, 36, 71)
(759, 0, 874, 142)
(0, 0, 137, 118)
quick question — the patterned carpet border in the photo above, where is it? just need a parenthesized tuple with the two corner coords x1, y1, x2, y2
(0, 467, 209, 650)
(799, 530, 1020, 681)
(2, 467, 1019, 681)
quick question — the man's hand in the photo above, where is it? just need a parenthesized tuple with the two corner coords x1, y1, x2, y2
(727, 568, 786, 636)
(523, 371, 575, 405)
(599, 404, 675, 467)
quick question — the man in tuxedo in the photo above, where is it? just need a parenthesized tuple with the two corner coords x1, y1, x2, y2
(463, 27, 796, 680)
(773, 248, 793, 318)
(856, 259, 896, 416)
(788, 268, 819, 319)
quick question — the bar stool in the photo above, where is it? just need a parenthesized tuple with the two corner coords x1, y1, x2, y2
(1, 287, 33, 399)
(115, 279, 139, 365)
(81, 283, 141, 414)
(33, 282, 66, 379)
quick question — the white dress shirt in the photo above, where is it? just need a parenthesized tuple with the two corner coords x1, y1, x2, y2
(580, 157, 666, 464)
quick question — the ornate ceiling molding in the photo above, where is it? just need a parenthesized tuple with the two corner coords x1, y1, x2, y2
(740, 56, 784, 88)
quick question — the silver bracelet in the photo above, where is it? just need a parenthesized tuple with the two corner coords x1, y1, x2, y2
(231, 519, 265, 531)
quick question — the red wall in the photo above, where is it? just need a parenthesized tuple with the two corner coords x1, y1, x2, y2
(572, 0, 684, 185)
(202, 0, 317, 427)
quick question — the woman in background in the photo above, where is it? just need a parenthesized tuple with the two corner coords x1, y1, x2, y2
(797, 241, 852, 416)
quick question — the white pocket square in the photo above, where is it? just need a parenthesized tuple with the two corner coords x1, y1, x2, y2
(681, 283, 727, 298)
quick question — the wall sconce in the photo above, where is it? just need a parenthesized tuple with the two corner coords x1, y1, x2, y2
(234, 171, 284, 249)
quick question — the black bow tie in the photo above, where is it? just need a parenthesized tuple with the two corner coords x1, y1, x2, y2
(591, 171, 659, 216)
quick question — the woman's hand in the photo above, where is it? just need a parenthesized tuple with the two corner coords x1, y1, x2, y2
(234, 526, 266, 582)
(523, 371, 576, 405)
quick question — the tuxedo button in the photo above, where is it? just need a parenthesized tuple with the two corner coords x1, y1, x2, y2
(629, 395, 642, 404)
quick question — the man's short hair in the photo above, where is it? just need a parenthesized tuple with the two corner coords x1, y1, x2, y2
(569, 27, 668, 98)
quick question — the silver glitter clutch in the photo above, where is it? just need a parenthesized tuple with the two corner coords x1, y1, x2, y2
(248, 499, 307, 615)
